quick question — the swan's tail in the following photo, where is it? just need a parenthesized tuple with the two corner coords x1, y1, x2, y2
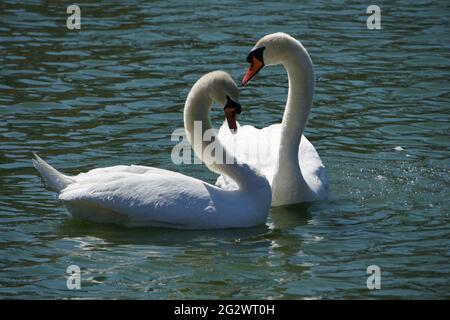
(32, 153, 74, 192)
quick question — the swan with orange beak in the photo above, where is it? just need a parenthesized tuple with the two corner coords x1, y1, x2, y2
(242, 46, 265, 86)
(216, 32, 328, 206)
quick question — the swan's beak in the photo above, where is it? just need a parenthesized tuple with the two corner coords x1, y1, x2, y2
(224, 107, 238, 134)
(224, 96, 241, 134)
(242, 56, 264, 86)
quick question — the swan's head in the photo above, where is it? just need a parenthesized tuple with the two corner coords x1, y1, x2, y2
(206, 71, 241, 133)
(242, 32, 296, 85)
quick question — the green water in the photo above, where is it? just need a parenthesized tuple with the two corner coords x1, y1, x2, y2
(0, 0, 449, 299)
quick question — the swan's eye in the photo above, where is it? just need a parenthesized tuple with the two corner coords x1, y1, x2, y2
(224, 96, 241, 114)
(246, 46, 265, 63)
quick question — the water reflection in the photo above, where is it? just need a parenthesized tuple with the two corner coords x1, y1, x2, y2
(57, 218, 269, 247)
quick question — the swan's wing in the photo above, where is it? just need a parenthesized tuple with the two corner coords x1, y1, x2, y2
(216, 121, 282, 188)
(299, 136, 328, 197)
(59, 165, 211, 227)
(74, 164, 185, 182)
(217, 120, 328, 198)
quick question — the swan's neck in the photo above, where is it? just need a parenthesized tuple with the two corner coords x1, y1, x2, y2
(274, 41, 315, 186)
(184, 86, 261, 190)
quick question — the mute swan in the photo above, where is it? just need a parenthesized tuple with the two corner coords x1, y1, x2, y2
(33, 71, 271, 229)
(216, 33, 328, 206)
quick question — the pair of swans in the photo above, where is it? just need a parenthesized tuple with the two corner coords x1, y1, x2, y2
(34, 33, 328, 229)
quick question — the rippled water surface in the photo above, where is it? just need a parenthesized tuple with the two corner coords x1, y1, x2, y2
(1, 0, 449, 299)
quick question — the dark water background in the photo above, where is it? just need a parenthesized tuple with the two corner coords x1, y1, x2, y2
(0, 0, 449, 299)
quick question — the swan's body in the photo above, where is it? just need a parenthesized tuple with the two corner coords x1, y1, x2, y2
(216, 122, 327, 205)
(216, 33, 328, 206)
(33, 71, 271, 229)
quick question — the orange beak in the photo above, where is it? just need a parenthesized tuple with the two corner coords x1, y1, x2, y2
(224, 107, 238, 134)
(242, 56, 264, 86)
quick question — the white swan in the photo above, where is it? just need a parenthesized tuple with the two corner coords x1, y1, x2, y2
(33, 71, 271, 229)
(216, 33, 328, 206)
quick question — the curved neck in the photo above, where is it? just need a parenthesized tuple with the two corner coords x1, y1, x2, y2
(277, 40, 315, 171)
(183, 84, 258, 190)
